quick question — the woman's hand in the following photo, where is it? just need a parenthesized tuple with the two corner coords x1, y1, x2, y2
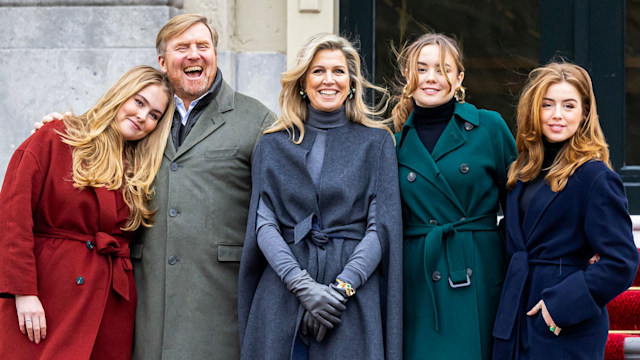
(15, 295, 47, 343)
(527, 299, 561, 336)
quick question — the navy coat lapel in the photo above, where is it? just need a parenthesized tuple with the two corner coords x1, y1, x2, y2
(522, 181, 559, 243)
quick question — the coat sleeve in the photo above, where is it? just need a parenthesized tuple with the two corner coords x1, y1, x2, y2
(0, 129, 55, 297)
(486, 112, 516, 217)
(375, 132, 403, 359)
(541, 168, 638, 328)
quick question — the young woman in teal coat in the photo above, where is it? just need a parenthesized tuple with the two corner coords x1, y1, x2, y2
(392, 33, 517, 359)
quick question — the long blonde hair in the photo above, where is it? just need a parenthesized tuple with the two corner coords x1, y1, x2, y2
(507, 62, 610, 191)
(391, 33, 465, 132)
(265, 33, 391, 143)
(61, 65, 175, 231)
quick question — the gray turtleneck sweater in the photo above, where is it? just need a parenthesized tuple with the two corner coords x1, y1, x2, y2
(256, 105, 382, 288)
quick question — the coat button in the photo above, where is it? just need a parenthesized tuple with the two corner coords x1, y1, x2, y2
(464, 121, 474, 131)
(429, 219, 439, 225)
(170, 162, 178, 171)
(169, 208, 178, 217)
(86, 241, 95, 250)
(407, 172, 416, 182)
(432, 271, 442, 282)
(168, 256, 178, 265)
(75, 276, 85, 285)
(466, 268, 473, 277)
(459, 163, 469, 174)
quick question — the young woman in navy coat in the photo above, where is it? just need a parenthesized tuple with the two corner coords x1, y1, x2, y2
(492, 62, 639, 359)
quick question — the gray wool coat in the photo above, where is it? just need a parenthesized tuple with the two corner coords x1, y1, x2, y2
(131, 80, 273, 360)
(238, 122, 403, 360)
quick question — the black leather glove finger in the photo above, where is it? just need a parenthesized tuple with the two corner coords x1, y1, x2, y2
(315, 323, 328, 343)
(301, 310, 311, 336)
(286, 270, 347, 327)
(316, 310, 340, 328)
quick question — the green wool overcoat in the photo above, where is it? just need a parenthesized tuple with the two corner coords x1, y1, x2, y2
(131, 81, 273, 360)
(396, 102, 516, 360)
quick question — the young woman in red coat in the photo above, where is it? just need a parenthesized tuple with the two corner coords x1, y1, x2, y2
(0, 65, 174, 359)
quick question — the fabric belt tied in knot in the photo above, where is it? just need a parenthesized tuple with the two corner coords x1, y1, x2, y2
(282, 213, 366, 283)
(94, 232, 132, 301)
(34, 226, 132, 301)
(405, 213, 497, 331)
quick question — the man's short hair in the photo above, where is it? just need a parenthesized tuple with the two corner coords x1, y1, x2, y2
(156, 14, 219, 57)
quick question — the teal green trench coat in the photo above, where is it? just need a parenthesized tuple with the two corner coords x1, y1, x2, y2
(396, 102, 516, 360)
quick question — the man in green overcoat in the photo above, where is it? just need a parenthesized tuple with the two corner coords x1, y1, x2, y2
(131, 15, 273, 360)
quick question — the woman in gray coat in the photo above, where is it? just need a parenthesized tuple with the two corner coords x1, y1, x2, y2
(238, 33, 403, 360)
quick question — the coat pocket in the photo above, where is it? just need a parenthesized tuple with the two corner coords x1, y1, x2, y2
(204, 148, 238, 159)
(218, 243, 243, 262)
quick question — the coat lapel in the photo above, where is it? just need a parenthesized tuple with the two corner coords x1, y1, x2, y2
(397, 114, 465, 213)
(93, 186, 117, 232)
(431, 102, 479, 162)
(522, 181, 559, 243)
(173, 81, 234, 159)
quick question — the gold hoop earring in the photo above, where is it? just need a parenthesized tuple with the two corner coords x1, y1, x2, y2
(402, 84, 413, 99)
(454, 86, 466, 103)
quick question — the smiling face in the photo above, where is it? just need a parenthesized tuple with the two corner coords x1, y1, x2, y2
(540, 81, 583, 143)
(116, 84, 169, 141)
(411, 44, 464, 108)
(304, 49, 350, 112)
(158, 22, 217, 107)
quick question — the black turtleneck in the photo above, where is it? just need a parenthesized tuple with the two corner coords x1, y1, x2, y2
(413, 98, 455, 153)
(519, 137, 567, 222)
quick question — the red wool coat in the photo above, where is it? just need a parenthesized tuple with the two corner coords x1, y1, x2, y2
(0, 121, 136, 360)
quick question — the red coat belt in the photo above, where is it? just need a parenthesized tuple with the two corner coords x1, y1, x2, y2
(34, 226, 132, 301)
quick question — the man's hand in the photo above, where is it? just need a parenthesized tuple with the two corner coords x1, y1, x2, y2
(31, 112, 69, 134)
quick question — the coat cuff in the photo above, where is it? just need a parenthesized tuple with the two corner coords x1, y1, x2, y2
(541, 270, 601, 328)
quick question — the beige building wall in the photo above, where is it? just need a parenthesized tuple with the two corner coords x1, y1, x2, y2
(183, 0, 339, 67)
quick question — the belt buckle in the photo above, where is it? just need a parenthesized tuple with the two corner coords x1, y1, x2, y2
(448, 274, 471, 288)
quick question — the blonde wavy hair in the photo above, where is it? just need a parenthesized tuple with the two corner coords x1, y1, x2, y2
(507, 62, 610, 192)
(265, 33, 392, 143)
(391, 33, 465, 132)
(61, 65, 175, 231)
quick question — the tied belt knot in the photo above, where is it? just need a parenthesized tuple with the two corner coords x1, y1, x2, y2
(405, 213, 497, 331)
(492, 251, 587, 340)
(282, 213, 366, 284)
(34, 226, 132, 301)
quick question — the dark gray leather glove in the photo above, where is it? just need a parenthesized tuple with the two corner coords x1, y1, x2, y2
(300, 283, 349, 343)
(287, 270, 346, 329)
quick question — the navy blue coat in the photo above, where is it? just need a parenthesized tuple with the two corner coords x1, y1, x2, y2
(492, 160, 638, 359)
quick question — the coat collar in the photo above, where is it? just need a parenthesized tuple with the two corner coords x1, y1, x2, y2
(165, 81, 235, 159)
